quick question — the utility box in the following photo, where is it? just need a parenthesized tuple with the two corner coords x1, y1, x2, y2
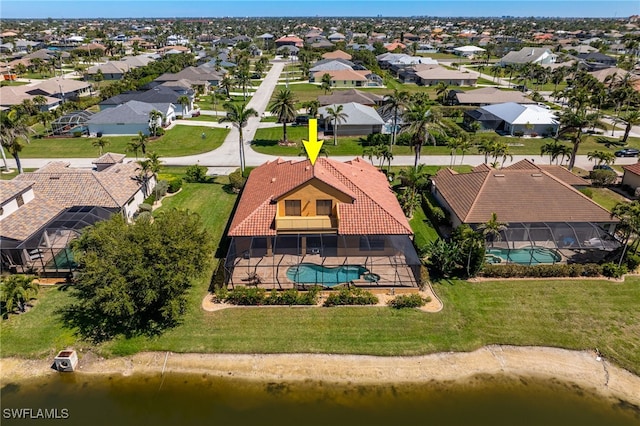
(53, 350, 78, 372)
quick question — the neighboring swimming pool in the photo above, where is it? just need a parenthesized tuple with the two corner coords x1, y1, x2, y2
(486, 247, 562, 265)
(286, 263, 370, 287)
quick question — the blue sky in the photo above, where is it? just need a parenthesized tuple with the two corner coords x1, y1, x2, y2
(1, 1, 638, 19)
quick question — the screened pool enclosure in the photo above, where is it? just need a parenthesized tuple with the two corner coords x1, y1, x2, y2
(484, 222, 620, 265)
(225, 234, 422, 288)
(1, 206, 114, 276)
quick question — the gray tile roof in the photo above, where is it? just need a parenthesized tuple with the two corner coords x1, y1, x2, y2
(318, 102, 385, 126)
(90, 100, 172, 124)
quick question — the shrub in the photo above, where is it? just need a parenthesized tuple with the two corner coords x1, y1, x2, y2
(480, 263, 603, 278)
(589, 170, 617, 187)
(154, 180, 169, 198)
(138, 203, 152, 213)
(167, 177, 183, 193)
(513, 131, 525, 137)
(579, 188, 593, 198)
(154, 127, 165, 137)
(625, 254, 640, 271)
(388, 293, 430, 309)
(323, 287, 378, 307)
(228, 169, 247, 193)
(224, 287, 266, 305)
(395, 132, 412, 146)
(421, 192, 447, 226)
(602, 262, 627, 278)
(419, 265, 430, 290)
(72, 131, 83, 137)
(185, 164, 208, 183)
(219, 287, 319, 306)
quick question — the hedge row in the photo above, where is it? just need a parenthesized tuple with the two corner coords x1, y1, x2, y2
(421, 192, 447, 226)
(387, 293, 431, 309)
(480, 263, 603, 278)
(323, 287, 378, 307)
(215, 287, 319, 306)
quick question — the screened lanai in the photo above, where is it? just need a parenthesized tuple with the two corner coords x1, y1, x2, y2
(484, 222, 620, 265)
(1, 206, 114, 276)
(51, 110, 94, 136)
(225, 234, 421, 289)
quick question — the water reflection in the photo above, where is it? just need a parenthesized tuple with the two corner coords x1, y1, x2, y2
(2, 373, 639, 426)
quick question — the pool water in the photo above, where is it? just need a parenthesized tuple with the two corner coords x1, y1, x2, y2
(46, 248, 76, 269)
(287, 263, 368, 286)
(486, 247, 561, 265)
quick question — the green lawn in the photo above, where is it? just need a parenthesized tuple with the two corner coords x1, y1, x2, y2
(4, 275, 639, 376)
(20, 125, 229, 158)
(589, 187, 630, 211)
(409, 205, 440, 248)
(1, 168, 37, 180)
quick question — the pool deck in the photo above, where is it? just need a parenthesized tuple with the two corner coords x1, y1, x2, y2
(229, 254, 418, 289)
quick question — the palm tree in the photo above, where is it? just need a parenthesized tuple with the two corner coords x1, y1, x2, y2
(137, 152, 162, 199)
(320, 73, 332, 94)
(540, 140, 571, 165)
(219, 75, 234, 99)
(0, 110, 32, 174)
(0, 275, 38, 316)
(234, 68, 252, 101)
(620, 110, 640, 144)
(92, 137, 110, 155)
(219, 102, 258, 174)
(131, 131, 150, 156)
(269, 89, 297, 143)
(325, 105, 348, 146)
(380, 89, 410, 150)
(401, 103, 446, 168)
(446, 137, 461, 167)
(148, 109, 163, 137)
(176, 95, 191, 117)
(477, 212, 508, 248)
(611, 201, 640, 266)
(435, 81, 450, 104)
(587, 150, 616, 167)
(458, 139, 473, 165)
(557, 109, 605, 171)
(302, 100, 320, 118)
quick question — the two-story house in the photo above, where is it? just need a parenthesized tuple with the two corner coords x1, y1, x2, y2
(224, 158, 420, 289)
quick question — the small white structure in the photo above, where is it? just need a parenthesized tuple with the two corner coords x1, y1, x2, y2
(53, 350, 78, 372)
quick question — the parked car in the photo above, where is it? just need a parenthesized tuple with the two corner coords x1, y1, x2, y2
(614, 148, 640, 157)
(294, 115, 310, 126)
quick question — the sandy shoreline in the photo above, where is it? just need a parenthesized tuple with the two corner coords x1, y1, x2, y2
(2, 346, 639, 406)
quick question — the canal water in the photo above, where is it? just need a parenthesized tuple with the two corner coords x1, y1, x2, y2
(2, 373, 639, 425)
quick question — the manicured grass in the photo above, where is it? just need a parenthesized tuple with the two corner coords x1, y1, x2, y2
(0, 286, 82, 356)
(20, 125, 229, 158)
(103, 277, 640, 376)
(409, 205, 440, 248)
(589, 187, 630, 211)
(1, 168, 37, 180)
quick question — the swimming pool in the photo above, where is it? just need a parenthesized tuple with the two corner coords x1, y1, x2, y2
(286, 263, 369, 287)
(486, 247, 561, 265)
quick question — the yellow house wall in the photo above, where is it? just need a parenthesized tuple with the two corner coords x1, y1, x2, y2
(277, 178, 352, 217)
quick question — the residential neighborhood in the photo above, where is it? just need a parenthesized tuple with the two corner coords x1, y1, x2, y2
(1, 9, 640, 424)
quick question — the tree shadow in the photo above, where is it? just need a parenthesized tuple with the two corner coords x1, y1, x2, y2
(251, 138, 279, 148)
(595, 136, 625, 149)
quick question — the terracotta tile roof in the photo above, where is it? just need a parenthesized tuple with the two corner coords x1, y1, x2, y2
(322, 50, 353, 60)
(433, 163, 614, 224)
(622, 163, 640, 176)
(504, 159, 589, 186)
(0, 180, 33, 204)
(228, 158, 412, 237)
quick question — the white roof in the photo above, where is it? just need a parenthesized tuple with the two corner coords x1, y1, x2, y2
(318, 102, 385, 126)
(481, 102, 558, 125)
(454, 45, 486, 52)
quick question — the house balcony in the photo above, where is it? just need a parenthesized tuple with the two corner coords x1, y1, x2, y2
(275, 215, 338, 231)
